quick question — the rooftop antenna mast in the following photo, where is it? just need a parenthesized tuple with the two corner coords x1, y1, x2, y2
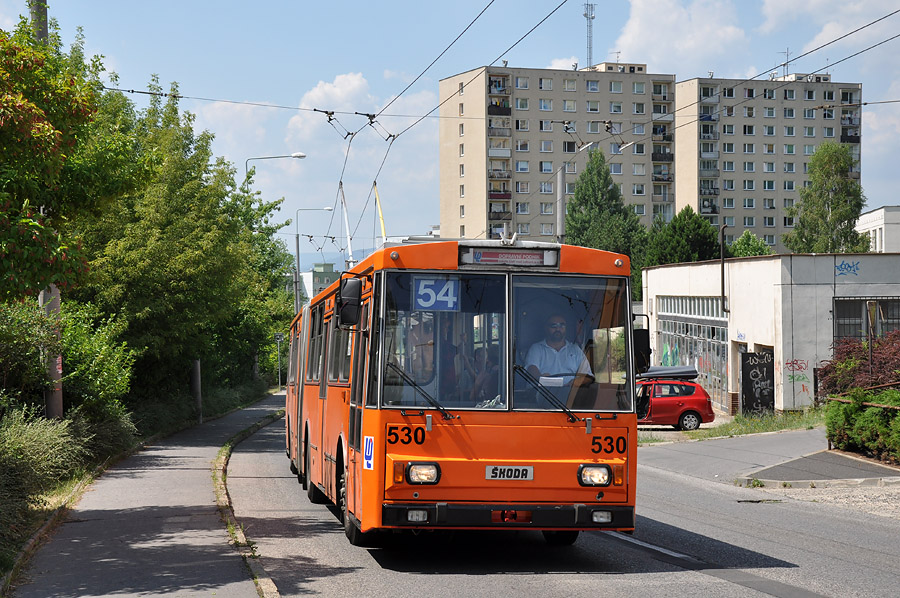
(583, 3, 595, 68)
(780, 47, 791, 78)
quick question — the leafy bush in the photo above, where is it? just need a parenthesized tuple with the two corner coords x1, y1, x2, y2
(819, 330, 900, 395)
(0, 407, 87, 569)
(825, 389, 900, 462)
(0, 300, 59, 414)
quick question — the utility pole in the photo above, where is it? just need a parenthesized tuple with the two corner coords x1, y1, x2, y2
(29, 0, 63, 419)
(583, 3, 595, 69)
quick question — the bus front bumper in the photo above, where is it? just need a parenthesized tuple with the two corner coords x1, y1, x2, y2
(381, 503, 634, 529)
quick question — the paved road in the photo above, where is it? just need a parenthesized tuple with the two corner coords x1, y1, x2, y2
(10, 394, 283, 598)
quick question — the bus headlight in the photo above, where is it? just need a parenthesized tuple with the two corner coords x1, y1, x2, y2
(578, 464, 611, 486)
(406, 462, 441, 484)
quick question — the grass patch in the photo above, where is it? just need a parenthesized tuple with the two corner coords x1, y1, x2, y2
(685, 408, 825, 440)
(637, 432, 670, 444)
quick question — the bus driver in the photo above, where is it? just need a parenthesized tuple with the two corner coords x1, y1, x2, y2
(524, 314, 593, 387)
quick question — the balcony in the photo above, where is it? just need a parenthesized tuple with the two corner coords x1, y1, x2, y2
(700, 150, 719, 159)
(699, 201, 719, 214)
(488, 210, 512, 221)
(700, 94, 720, 103)
(488, 170, 511, 179)
(487, 104, 511, 116)
(652, 133, 673, 142)
(699, 186, 719, 195)
(652, 174, 673, 182)
(698, 113, 719, 121)
(841, 116, 860, 126)
(652, 152, 674, 162)
(489, 191, 512, 200)
(699, 168, 720, 177)
(488, 148, 511, 158)
(700, 132, 719, 140)
(652, 112, 674, 122)
(849, 170, 861, 179)
(652, 193, 674, 203)
(840, 134, 861, 144)
(488, 85, 510, 96)
(652, 93, 672, 102)
(488, 127, 511, 137)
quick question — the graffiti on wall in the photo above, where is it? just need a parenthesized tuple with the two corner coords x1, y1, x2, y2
(835, 260, 861, 276)
(741, 351, 774, 414)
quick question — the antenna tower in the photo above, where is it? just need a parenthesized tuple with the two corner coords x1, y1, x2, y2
(583, 3, 595, 69)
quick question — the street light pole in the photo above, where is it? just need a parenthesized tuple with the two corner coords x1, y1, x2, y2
(244, 152, 306, 184)
(295, 206, 333, 312)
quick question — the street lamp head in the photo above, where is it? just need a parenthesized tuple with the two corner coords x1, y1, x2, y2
(322, 206, 334, 211)
(291, 152, 307, 159)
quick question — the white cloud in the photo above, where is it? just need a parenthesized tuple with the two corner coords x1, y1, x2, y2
(546, 56, 579, 71)
(613, 0, 747, 78)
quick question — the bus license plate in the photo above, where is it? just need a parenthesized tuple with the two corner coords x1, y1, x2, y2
(486, 466, 534, 480)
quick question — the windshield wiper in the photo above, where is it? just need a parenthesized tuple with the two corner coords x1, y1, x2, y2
(513, 364, 578, 423)
(386, 362, 456, 420)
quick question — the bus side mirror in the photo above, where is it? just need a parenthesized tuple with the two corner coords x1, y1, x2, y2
(337, 276, 362, 327)
(633, 328, 651, 374)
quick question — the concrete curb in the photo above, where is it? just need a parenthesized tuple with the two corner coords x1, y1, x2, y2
(734, 475, 900, 488)
(214, 407, 285, 598)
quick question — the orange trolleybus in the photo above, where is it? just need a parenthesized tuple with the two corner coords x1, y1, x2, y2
(284, 239, 650, 545)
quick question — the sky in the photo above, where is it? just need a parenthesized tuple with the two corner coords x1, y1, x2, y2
(3, 0, 899, 265)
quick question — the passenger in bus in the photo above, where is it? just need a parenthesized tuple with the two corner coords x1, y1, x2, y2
(524, 314, 593, 386)
(438, 317, 460, 399)
(471, 345, 500, 405)
(459, 344, 485, 401)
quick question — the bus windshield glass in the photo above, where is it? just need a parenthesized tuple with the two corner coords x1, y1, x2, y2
(381, 272, 507, 410)
(512, 275, 632, 413)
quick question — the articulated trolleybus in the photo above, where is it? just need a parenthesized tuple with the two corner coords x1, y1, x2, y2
(285, 239, 650, 546)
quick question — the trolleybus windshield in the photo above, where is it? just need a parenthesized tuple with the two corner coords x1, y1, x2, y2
(378, 271, 633, 413)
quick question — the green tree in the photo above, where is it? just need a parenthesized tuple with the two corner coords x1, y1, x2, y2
(730, 229, 773, 257)
(566, 148, 648, 298)
(644, 206, 720, 266)
(0, 24, 98, 299)
(783, 142, 869, 253)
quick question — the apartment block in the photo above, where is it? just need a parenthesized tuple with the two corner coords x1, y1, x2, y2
(675, 74, 862, 252)
(439, 63, 677, 240)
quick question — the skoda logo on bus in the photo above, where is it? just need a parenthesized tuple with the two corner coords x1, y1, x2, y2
(486, 465, 534, 480)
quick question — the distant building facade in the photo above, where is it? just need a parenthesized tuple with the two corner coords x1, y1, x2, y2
(675, 73, 862, 253)
(856, 206, 900, 253)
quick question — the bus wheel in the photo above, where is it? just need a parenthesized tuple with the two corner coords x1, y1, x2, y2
(306, 439, 328, 504)
(341, 470, 376, 547)
(542, 530, 579, 546)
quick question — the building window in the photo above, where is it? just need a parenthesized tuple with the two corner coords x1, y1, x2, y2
(804, 144, 815, 155)
(515, 119, 529, 131)
(633, 204, 645, 215)
(724, 216, 735, 226)
(539, 98, 552, 111)
(784, 180, 795, 191)
(723, 179, 734, 191)
(566, 182, 576, 194)
(610, 81, 622, 93)
(516, 139, 529, 152)
(564, 79, 576, 91)
(515, 77, 528, 89)
(610, 143, 623, 155)
(784, 107, 795, 118)
(723, 87, 734, 98)
(563, 141, 576, 153)
(539, 120, 552, 132)
(587, 120, 602, 133)
(784, 144, 795, 155)
(763, 125, 775, 136)
(633, 82, 645, 94)
(784, 216, 795, 227)
(540, 223, 554, 236)
(458, 82, 464, 96)
(516, 182, 529, 193)
(743, 216, 755, 227)
(539, 77, 552, 90)
(763, 143, 775, 154)
(515, 160, 529, 172)
(610, 163, 622, 174)
(540, 202, 554, 214)
(586, 80, 599, 92)
(764, 234, 775, 245)
(763, 161, 775, 172)
(459, 143, 464, 157)
(824, 127, 835, 137)
(764, 106, 775, 118)
(540, 181, 553, 194)
(459, 185, 464, 197)
(515, 98, 529, 110)
(804, 126, 815, 137)
(743, 197, 755, 209)
(784, 126, 795, 137)
(744, 106, 755, 118)
(784, 89, 795, 100)
(743, 161, 755, 172)
(805, 89, 815, 100)
(540, 140, 553, 152)
(804, 108, 816, 119)
(723, 160, 734, 172)
(610, 102, 623, 114)
(633, 163, 646, 176)
(517, 223, 530, 235)
(743, 125, 756, 136)
(459, 204, 465, 218)
(743, 180, 754, 191)
(784, 162, 795, 173)
(459, 103, 464, 116)
(633, 102, 645, 114)
(723, 142, 735, 153)
(764, 216, 775, 227)
(744, 87, 755, 98)
(633, 183, 645, 196)
(459, 164, 465, 177)
(563, 99, 576, 112)
(763, 88, 775, 100)
(763, 197, 775, 209)
(459, 225, 465, 238)
(540, 161, 552, 173)
(633, 143, 645, 155)
(763, 180, 774, 190)
(743, 143, 755, 154)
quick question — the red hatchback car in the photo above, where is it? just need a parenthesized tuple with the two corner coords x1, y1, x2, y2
(636, 366, 715, 431)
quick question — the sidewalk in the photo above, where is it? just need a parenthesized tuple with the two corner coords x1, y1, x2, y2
(9, 393, 284, 598)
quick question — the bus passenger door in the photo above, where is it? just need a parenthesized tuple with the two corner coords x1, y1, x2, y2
(346, 299, 370, 518)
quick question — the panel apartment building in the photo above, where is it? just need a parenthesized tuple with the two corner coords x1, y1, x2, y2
(439, 63, 677, 240)
(674, 74, 862, 252)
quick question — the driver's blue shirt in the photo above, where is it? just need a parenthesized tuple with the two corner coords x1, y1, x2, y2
(524, 340, 592, 384)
